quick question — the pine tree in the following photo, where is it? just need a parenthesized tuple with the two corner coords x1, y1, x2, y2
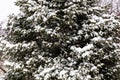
(1, 0, 120, 80)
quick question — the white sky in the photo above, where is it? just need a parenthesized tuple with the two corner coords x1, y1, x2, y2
(0, 0, 19, 22)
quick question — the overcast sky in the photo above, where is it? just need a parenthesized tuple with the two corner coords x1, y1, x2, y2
(0, 0, 19, 22)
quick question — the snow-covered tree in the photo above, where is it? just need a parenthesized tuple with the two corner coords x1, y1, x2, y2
(1, 0, 120, 80)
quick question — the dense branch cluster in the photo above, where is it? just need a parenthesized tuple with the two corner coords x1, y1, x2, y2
(0, 0, 120, 80)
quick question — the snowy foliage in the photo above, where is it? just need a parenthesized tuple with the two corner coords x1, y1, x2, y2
(1, 0, 120, 80)
(99, 0, 120, 15)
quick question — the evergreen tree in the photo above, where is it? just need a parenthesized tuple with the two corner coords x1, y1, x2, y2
(1, 0, 120, 80)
